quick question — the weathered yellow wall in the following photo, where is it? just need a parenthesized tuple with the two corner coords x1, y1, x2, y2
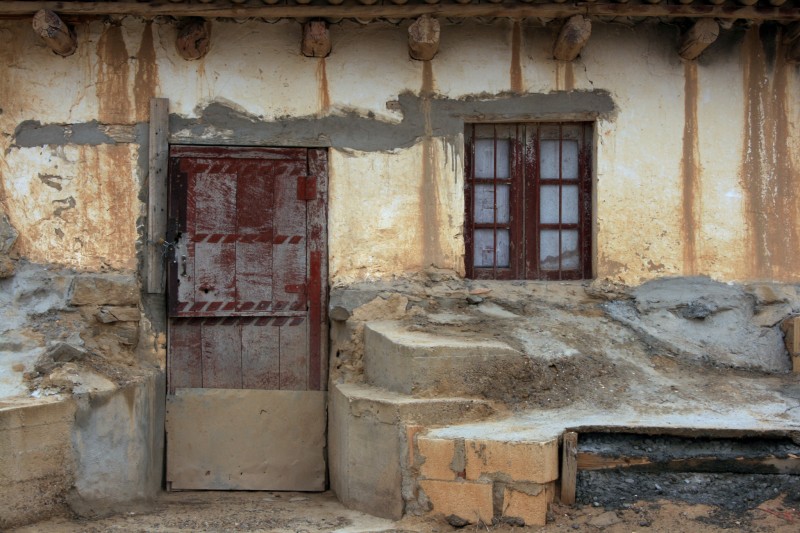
(2, 145, 140, 270)
(0, 18, 797, 283)
(328, 142, 464, 281)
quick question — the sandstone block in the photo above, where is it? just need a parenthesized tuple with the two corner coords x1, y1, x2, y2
(0, 256, 15, 278)
(419, 479, 493, 524)
(465, 438, 559, 484)
(502, 483, 554, 526)
(418, 437, 459, 480)
(70, 274, 138, 306)
(96, 306, 140, 323)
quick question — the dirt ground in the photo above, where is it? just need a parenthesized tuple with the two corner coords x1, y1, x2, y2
(10, 490, 800, 533)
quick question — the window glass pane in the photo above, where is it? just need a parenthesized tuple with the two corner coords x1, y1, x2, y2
(561, 185, 579, 224)
(540, 140, 579, 180)
(540, 230, 580, 271)
(539, 185, 580, 224)
(474, 229, 510, 268)
(474, 139, 510, 179)
(540, 230, 560, 271)
(539, 185, 559, 224)
(474, 184, 510, 224)
(561, 230, 580, 269)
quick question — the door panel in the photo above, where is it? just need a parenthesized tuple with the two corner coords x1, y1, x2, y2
(166, 389, 326, 491)
(166, 146, 327, 491)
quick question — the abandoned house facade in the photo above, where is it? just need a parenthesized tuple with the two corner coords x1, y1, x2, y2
(1, 0, 800, 529)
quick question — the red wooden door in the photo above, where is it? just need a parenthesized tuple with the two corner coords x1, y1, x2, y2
(165, 146, 327, 490)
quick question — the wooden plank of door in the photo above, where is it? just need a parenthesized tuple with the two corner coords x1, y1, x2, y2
(241, 321, 280, 389)
(272, 162, 307, 310)
(168, 319, 202, 393)
(194, 242, 237, 304)
(201, 321, 243, 388)
(279, 319, 308, 390)
(236, 163, 275, 308)
(307, 149, 328, 390)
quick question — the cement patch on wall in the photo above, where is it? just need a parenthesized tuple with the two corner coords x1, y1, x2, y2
(69, 372, 165, 518)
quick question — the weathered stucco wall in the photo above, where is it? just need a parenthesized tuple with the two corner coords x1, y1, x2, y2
(0, 18, 798, 284)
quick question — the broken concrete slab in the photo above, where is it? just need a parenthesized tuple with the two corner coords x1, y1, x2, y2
(44, 363, 116, 394)
(604, 277, 791, 373)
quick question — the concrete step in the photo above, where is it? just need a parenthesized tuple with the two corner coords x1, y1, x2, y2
(328, 382, 498, 521)
(363, 320, 523, 396)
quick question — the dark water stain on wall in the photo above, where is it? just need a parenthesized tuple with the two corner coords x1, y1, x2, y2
(420, 61, 444, 268)
(510, 21, 523, 94)
(767, 30, 799, 280)
(317, 58, 331, 114)
(97, 23, 131, 124)
(681, 61, 700, 275)
(741, 25, 799, 280)
(134, 21, 159, 123)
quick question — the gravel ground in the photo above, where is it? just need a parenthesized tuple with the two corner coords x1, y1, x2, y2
(9, 490, 800, 533)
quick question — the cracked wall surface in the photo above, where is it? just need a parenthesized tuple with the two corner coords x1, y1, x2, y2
(0, 18, 797, 284)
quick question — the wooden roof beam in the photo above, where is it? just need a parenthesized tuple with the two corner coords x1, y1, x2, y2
(302, 20, 331, 58)
(176, 18, 211, 60)
(408, 15, 440, 61)
(554, 15, 591, 61)
(678, 18, 719, 60)
(32, 9, 76, 56)
(3, 2, 800, 22)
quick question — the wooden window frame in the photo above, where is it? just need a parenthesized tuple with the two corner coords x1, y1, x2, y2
(465, 122, 593, 281)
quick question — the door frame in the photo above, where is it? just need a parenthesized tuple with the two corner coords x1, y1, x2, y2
(161, 145, 329, 491)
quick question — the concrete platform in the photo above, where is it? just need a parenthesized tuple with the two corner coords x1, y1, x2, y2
(0, 371, 165, 529)
(330, 277, 800, 527)
(338, 315, 800, 527)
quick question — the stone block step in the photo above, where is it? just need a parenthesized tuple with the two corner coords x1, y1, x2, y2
(413, 429, 560, 527)
(328, 382, 497, 521)
(363, 320, 523, 396)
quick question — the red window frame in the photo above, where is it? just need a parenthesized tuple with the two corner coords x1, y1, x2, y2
(464, 122, 593, 280)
